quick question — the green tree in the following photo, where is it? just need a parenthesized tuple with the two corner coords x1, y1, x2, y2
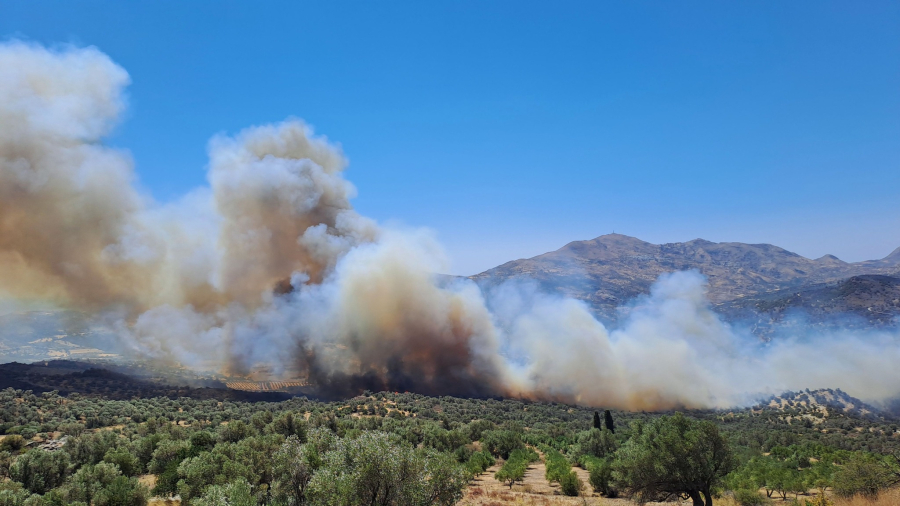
(613, 413, 735, 506)
(9, 449, 71, 495)
(148, 440, 190, 496)
(306, 431, 467, 506)
(104, 448, 140, 477)
(481, 430, 523, 460)
(93, 475, 149, 506)
(268, 413, 306, 440)
(65, 462, 121, 504)
(65, 431, 119, 468)
(218, 421, 252, 443)
(494, 459, 525, 489)
(592, 412, 602, 430)
(576, 428, 617, 459)
(271, 432, 330, 506)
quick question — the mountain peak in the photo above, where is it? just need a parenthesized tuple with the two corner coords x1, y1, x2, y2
(474, 233, 900, 322)
(815, 254, 846, 264)
(884, 246, 900, 264)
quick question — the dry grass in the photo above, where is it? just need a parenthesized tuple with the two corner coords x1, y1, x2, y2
(833, 488, 900, 506)
(459, 458, 607, 506)
(147, 498, 180, 506)
(459, 456, 695, 506)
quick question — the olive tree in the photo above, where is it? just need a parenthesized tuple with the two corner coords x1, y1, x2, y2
(9, 450, 71, 495)
(614, 413, 735, 506)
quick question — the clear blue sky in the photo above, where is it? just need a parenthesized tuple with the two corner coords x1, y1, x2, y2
(3, 1, 898, 275)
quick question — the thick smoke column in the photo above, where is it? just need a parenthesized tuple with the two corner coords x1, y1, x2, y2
(2, 41, 900, 410)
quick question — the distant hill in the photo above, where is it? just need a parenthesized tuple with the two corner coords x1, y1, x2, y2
(755, 388, 889, 421)
(472, 234, 900, 325)
(717, 274, 900, 335)
(0, 360, 297, 402)
(0, 310, 121, 362)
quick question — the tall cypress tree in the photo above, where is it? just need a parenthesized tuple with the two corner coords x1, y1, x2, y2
(604, 409, 615, 433)
(592, 411, 602, 430)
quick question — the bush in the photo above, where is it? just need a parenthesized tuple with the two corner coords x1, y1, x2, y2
(832, 453, 894, 498)
(465, 450, 494, 476)
(576, 428, 617, 459)
(545, 449, 571, 484)
(584, 457, 616, 496)
(0, 436, 25, 453)
(103, 448, 140, 477)
(193, 479, 253, 506)
(218, 420, 252, 443)
(93, 476, 148, 506)
(803, 494, 833, 506)
(306, 430, 468, 506)
(559, 470, 583, 496)
(734, 489, 769, 506)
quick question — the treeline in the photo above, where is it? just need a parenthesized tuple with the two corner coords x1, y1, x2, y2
(0, 387, 899, 505)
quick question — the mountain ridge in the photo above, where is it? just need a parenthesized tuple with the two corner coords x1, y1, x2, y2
(472, 233, 900, 324)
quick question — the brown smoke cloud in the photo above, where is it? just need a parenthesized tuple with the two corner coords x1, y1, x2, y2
(3, 41, 900, 410)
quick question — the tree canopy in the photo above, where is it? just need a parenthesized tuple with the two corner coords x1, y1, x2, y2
(613, 413, 735, 506)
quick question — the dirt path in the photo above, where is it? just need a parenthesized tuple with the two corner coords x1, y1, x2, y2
(459, 454, 607, 506)
(459, 453, 714, 506)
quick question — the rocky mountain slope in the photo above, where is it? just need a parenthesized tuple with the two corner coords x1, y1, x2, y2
(472, 234, 900, 325)
(718, 274, 900, 335)
(755, 388, 893, 420)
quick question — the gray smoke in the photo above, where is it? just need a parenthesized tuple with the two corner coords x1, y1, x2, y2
(1, 41, 899, 410)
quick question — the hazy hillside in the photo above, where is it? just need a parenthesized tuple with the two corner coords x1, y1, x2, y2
(0, 310, 121, 362)
(3, 234, 898, 363)
(472, 233, 900, 324)
(757, 388, 887, 420)
(718, 274, 900, 335)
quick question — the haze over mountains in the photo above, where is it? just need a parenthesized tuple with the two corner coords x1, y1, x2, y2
(3, 233, 899, 364)
(472, 233, 900, 330)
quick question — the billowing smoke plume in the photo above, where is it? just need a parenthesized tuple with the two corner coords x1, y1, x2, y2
(2, 41, 899, 410)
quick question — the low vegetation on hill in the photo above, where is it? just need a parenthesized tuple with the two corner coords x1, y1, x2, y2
(0, 369, 899, 505)
(472, 234, 900, 327)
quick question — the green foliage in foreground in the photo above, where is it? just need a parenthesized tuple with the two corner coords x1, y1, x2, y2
(613, 413, 735, 506)
(2, 386, 900, 505)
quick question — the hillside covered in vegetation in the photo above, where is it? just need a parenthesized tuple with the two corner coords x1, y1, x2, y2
(0, 364, 899, 506)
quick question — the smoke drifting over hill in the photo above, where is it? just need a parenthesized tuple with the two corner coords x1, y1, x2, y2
(2, 41, 899, 410)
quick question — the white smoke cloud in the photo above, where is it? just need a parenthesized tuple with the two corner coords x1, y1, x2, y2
(1, 41, 899, 410)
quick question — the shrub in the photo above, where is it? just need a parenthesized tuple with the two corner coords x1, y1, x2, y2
(832, 453, 893, 498)
(585, 457, 616, 496)
(545, 449, 571, 484)
(0, 436, 25, 453)
(559, 470, 583, 496)
(734, 489, 769, 506)
(103, 448, 140, 477)
(193, 479, 253, 506)
(306, 430, 468, 506)
(465, 450, 494, 476)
